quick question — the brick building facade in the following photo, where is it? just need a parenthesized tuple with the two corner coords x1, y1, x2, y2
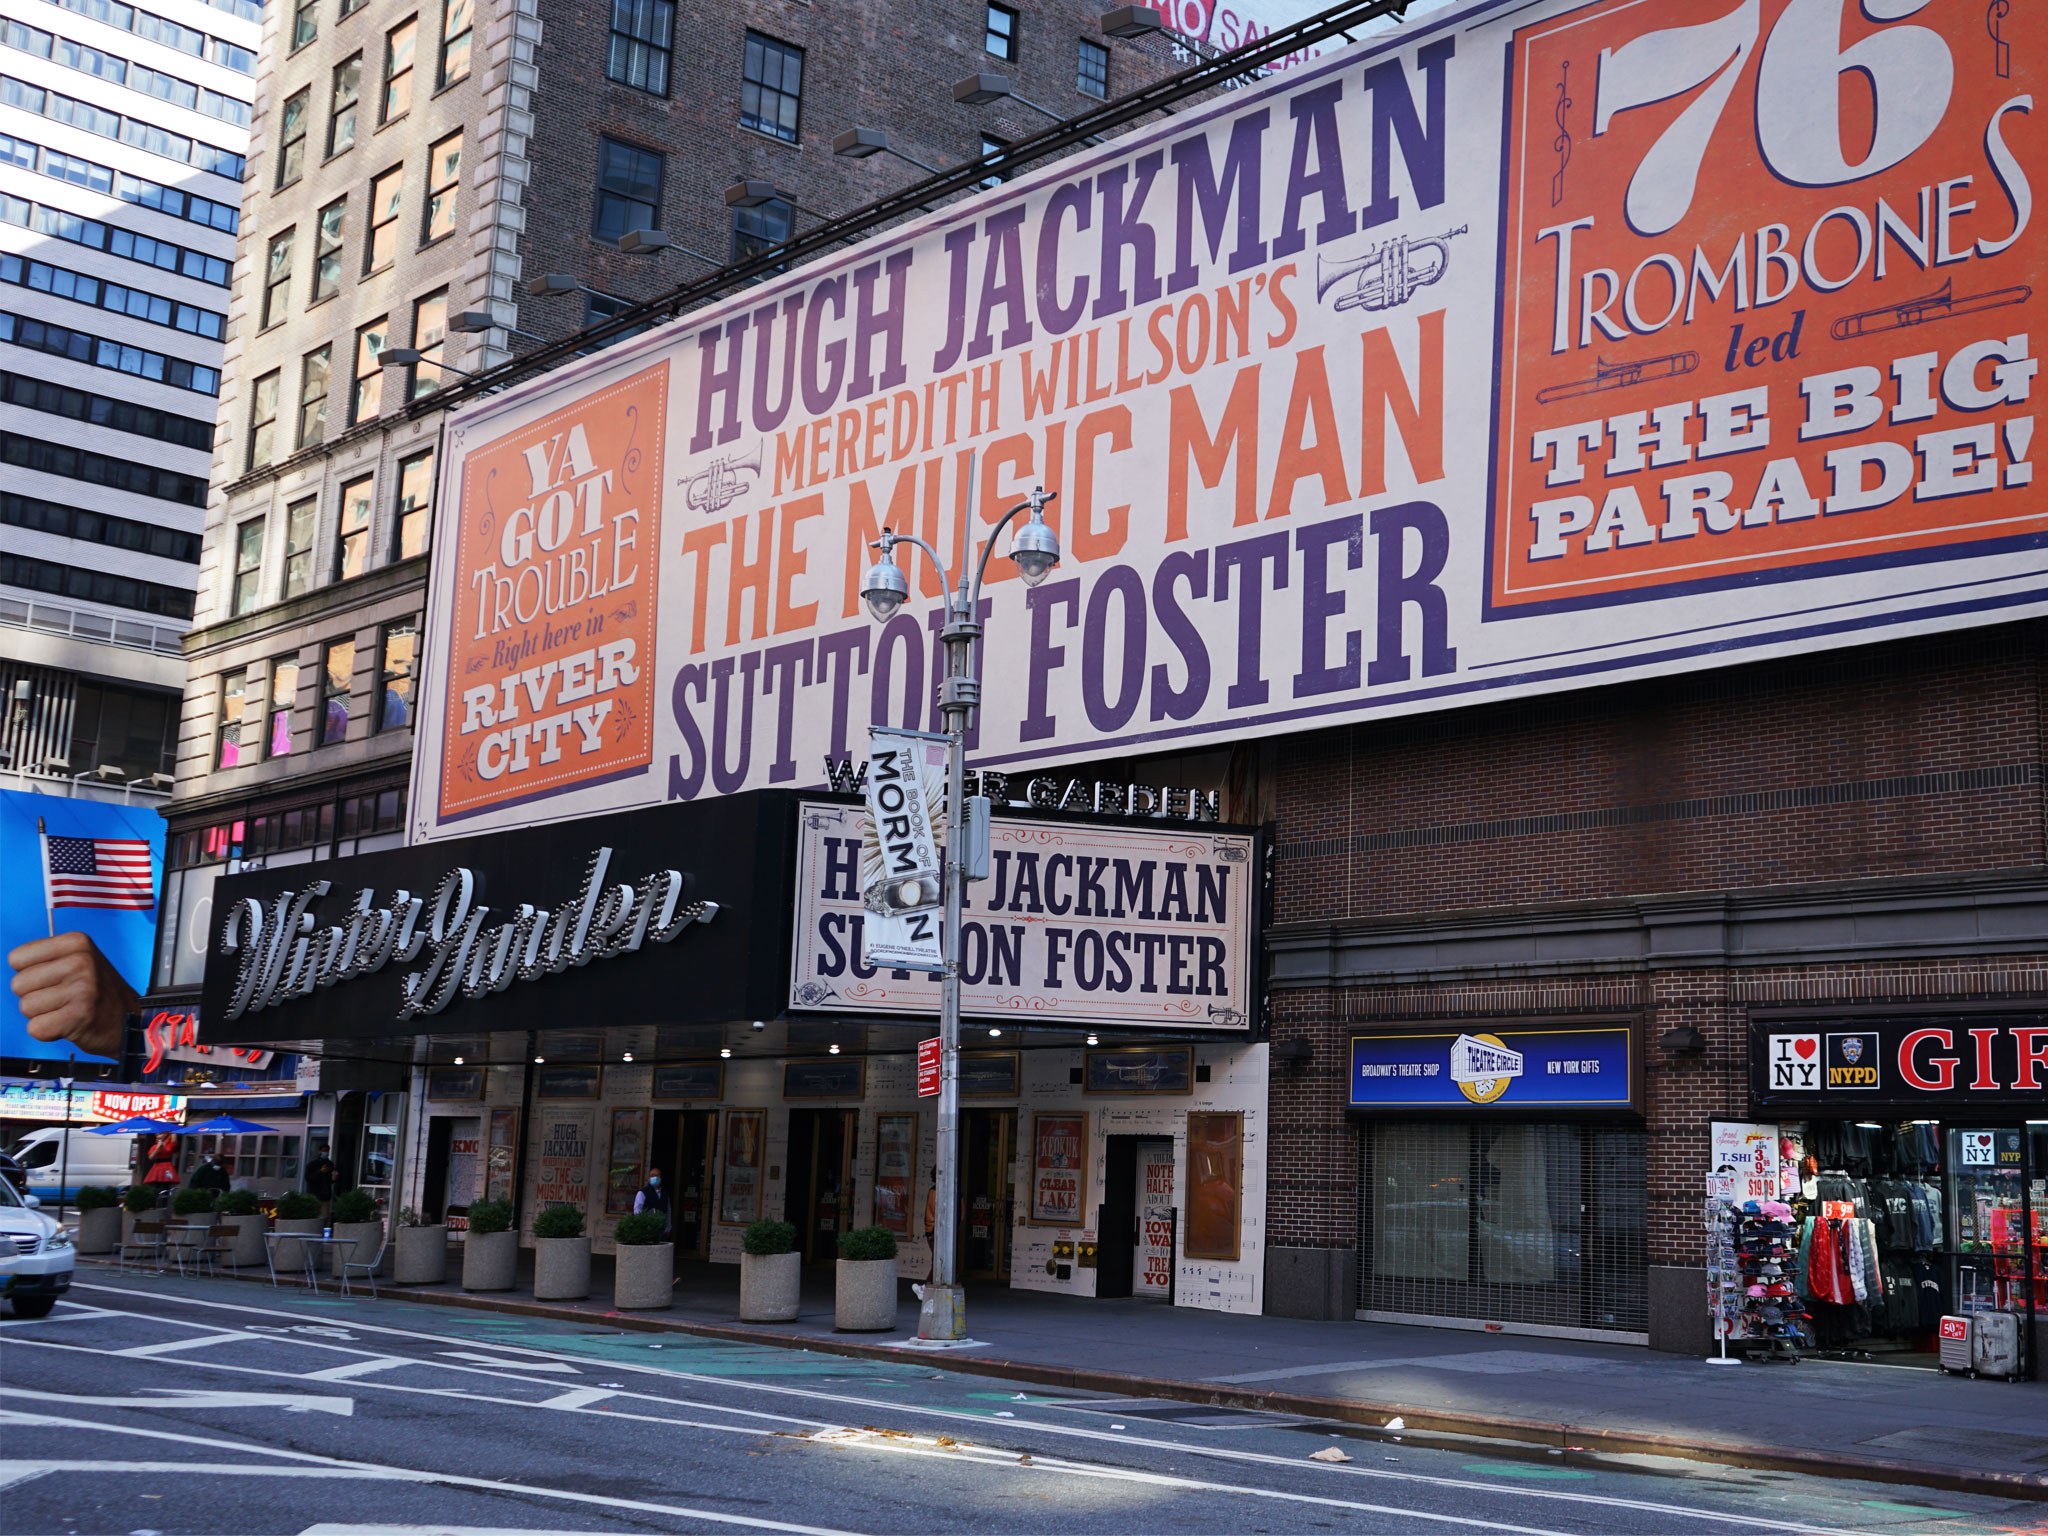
(1260, 619, 2048, 1351)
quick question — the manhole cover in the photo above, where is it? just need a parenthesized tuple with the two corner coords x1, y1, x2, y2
(1055, 1398, 1295, 1429)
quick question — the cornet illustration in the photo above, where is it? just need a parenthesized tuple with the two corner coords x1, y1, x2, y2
(1534, 350, 1699, 405)
(1316, 225, 1468, 314)
(677, 442, 763, 516)
(1829, 277, 2032, 341)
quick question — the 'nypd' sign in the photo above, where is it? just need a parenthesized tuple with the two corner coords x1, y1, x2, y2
(789, 800, 1258, 1029)
(1752, 1017, 2048, 1111)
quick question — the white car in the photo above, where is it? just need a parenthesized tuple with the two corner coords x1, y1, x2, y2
(0, 1173, 74, 1318)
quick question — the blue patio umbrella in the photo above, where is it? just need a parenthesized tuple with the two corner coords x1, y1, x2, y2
(179, 1114, 282, 1135)
(87, 1116, 182, 1135)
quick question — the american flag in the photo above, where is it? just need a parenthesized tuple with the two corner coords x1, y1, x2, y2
(44, 834, 155, 911)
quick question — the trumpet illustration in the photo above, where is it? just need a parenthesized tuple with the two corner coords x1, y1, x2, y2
(1534, 350, 1698, 405)
(677, 442, 763, 516)
(1829, 277, 2032, 341)
(1316, 225, 1468, 314)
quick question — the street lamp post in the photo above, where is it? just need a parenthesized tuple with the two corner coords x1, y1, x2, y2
(860, 472, 1061, 1342)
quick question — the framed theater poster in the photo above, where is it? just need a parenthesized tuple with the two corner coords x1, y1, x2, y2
(652, 1061, 724, 1101)
(534, 1108, 593, 1211)
(606, 1108, 647, 1215)
(959, 1051, 1020, 1098)
(1084, 1046, 1192, 1095)
(1184, 1111, 1242, 1261)
(719, 1109, 765, 1225)
(784, 1057, 864, 1100)
(536, 1063, 601, 1099)
(874, 1113, 917, 1238)
(426, 1066, 483, 1101)
(1029, 1111, 1086, 1226)
(484, 1107, 518, 1203)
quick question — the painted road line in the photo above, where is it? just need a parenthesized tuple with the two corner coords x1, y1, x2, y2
(0, 1410, 860, 1536)
(115, 1331, 251, 1359)
(6, 1387, 354, 1417)
(438, 1349, 580, 1373)
(41, 1289, 1882, 1536)
(536, 1387, 617, 1410)
(304, 1357, 414, 1382)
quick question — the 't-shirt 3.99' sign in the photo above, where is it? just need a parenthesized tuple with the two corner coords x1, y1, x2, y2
(1752, 1016, 2048, 1112)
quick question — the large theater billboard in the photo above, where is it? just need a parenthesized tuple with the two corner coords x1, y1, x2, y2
(411, 0, 2043, 842)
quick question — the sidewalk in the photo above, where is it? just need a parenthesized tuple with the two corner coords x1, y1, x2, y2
(102, 1252, 2048, 1501)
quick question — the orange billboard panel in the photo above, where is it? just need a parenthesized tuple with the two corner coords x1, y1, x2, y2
(437, 362, 668, 822)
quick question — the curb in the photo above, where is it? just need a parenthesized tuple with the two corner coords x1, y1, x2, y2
(125, 1260, 2047, 1505)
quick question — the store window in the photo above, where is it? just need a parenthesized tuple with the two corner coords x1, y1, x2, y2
(378, 618, 415, 730)
(321, 635, 355, 745)
(215, 671, 246, 769)
(266, 655, 298, 757)
(1361, 1122, 1648, 1334)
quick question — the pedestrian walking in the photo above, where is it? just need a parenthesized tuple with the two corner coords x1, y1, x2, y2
(633, 1168, 672, 1236)
(188, 1154, 230, 1194)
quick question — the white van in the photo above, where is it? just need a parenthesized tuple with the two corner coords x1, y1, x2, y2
(6, 1127, 136, 1202)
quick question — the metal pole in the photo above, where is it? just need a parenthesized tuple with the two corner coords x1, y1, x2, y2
(56, 1068, 74, 1223)
(923, 570, 977, 1340)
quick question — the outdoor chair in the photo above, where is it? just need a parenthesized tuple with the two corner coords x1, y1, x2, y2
(340, 1227, 388, 1297)
(117, 1218, 166, 1272)
(194, 1223, 238, 1278)
(166, 1213, 218, 1277)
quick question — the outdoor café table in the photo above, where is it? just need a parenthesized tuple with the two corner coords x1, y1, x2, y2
(264, 1231, 353, 1294)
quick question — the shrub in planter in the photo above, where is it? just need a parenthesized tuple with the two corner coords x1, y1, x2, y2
(75, 1186, 122, 1254)
(392, 1207, 449, 1285)
(327, 1188, 385, 1277)
(612, 1211, 672, 1311)
(462, 1198, 517, 1292)
(532, 1205, 590, 1301)
(170, 1186, 218, 1217)
(270, 1189, 324, 1270)
(740, 1218, 801, 1324)
(123, 1184, 159, 1213)
(834, 1225, 899, 1333)
(214, 1189, 269, 1267)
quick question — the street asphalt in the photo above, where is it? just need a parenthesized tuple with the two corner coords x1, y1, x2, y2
(2, 1274, 2044, 1536)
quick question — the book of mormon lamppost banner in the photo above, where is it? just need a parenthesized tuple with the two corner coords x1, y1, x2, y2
(409, 0, 2043, 842)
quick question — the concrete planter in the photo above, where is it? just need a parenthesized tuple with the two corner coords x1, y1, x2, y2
(740, 1250, 801, 1323)
(272, 1216, 323, 1271)
(463, 1229, 518, 1291)
(613, 1242, 674, 1310)
(77, 1206, 121, 1255)
(330, 1220, 385, 1277)
(393, 1224, 448, 1284)
(222, 1213, 269, 1267)
(534, 1236, 591, 1300)
(834, 1258, 899, 1332)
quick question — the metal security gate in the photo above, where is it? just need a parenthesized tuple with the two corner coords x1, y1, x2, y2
(1358, 1122, 1648, 1336)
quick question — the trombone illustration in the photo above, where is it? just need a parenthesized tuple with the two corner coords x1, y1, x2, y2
(1316, 225, 1468, 314)
(1534, 350, 1698, 405)
(1829, 277, 2032, 341)
(677, 442, 763, 516)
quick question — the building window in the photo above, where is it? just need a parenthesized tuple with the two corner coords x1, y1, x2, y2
(979, 133, 1010, 189)
(247, 370, 279, 470)
(350, 318, 386, 424)
(321, 636, 355, 745)
(410, 288, 446, 399)
(381, 17, 416, 122)
(985, 3, 1017, 60)
(606, 0, 672, 94)
(592, 136, 661, 243)
(216, 671, 246, 768)
(275, 87, 309, 186)
(296, 342, 330, 447)
(438, 0, 472, 85)
(363, 165, 402, 272)
(290, 0, 316, 49)
(282, 495, 316, 599)
(261, 228, 293, 329)
(327, 54, 360, 156)
(230, 516, 262, 616)
(378, 619, 416, 730)
(312, 196, 345, 300)
(335, 474, 372, 578)
(740, 31, 801, 142)
(267, 655, 299, 757)
(393, 448, 432, 559)
(1077, 37, 1108, 99)
(421, 131, 460, 243)
(731, 197, 791, 266)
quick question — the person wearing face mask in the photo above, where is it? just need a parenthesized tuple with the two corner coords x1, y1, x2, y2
(633, 1167, 672, 1238)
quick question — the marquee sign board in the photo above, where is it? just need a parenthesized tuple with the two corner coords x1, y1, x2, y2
(410, 0, 2045, 845)
(790, 800, 1259, 1029)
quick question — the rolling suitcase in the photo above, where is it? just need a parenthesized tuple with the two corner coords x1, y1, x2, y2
(1969, 1310, 2023, 1381)
(1938, 1315, 1972, 1375)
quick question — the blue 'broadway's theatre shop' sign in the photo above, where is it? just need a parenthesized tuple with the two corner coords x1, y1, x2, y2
(1349, 1028, 1636, 1113)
